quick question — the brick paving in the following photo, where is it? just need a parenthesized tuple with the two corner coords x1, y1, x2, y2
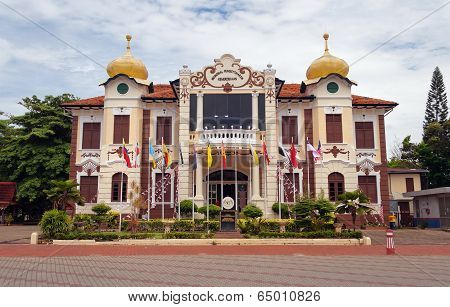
(0, 225, 39, 244)
(0, 254, 449, 287)
(362, 229, 450, 245)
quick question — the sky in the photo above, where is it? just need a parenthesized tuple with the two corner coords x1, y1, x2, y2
(0, 0, 449, 156)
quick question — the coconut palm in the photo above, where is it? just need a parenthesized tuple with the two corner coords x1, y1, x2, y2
(335, 190, 372, 231)
(44, 179, 84, 210)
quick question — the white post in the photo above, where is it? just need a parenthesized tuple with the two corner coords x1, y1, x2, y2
(177, 166, 180, 220)
(264, 148, 268, 216)
(148, 160, 151, 221)
(192, 168, 195, 222)
(307, 142, 310, 197)
(278, 165, 281, 219)
(119, 171, 124, 231)
(221, 145, 224, 209)
(235, 144, 238, 211)
(252, 92, 259, 130)
(162, 167, 165, 221)
(207, 165, 210, 224)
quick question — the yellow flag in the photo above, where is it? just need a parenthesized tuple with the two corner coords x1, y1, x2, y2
(250, 144, 259, 165)
(207, 144, 213, 168)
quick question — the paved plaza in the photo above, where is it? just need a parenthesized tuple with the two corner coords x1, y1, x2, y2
(0, 254, 449, 287)
(0, 227, 449, 287)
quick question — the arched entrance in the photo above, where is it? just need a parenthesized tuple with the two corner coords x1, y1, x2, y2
(205, 170, 248, 211)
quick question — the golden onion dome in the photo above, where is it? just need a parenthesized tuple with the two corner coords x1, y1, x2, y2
(306, 33, 349, 80)
(106, 34, 148, 80)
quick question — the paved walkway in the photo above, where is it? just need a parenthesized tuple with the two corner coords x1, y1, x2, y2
(0, 225, 38, 244)
(362, 229, 450, 245)
(0, 254, 448, 286)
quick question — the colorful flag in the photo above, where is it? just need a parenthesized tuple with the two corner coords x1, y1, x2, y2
(161, 137, 172, 168)
(179, 142, 184, 165)
(122, 139, 132, 168)
(149, 140, 157, 169)
(207, 143, 213, 168)
(134, 141, 140, 168)
(221, 141, 227, 168)
(290, 141, 298, 168)
(249, 144, 259, 165)
(192, 145, 198, 170)
(307, 138, 322, 162)
(262, 140, 270, 165)
(278, 143, 291, 169)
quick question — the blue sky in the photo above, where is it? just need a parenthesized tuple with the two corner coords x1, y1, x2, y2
(0, 0, 449, 154)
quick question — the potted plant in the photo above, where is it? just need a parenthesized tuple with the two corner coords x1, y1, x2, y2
(5, 214, 13, 226)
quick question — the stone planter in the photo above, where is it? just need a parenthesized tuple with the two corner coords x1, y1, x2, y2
(162, 220, 175, 233)
(333, 223, 343, 233)
(277, 220, 289, 233)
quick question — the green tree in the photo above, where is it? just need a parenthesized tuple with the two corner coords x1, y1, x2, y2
(294, 194, 335, 231)
(335, 190, 372, 231)
(44, 179, 84, 210)
(0, 94, 75, 218)
(424, 67, 448, 129)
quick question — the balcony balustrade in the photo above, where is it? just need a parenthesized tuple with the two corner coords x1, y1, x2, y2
(190, 129, 264, 146)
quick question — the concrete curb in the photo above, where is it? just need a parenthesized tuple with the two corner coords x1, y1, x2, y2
(51, 237, 370, 246)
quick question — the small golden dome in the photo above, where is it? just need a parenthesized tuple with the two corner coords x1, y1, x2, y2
(106, 35, 148, 80)
(306, 33, 349, 80)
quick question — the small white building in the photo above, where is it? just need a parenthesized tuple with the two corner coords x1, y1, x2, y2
(404, 187, 450, 228)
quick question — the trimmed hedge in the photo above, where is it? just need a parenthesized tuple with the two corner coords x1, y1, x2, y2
(257, 230, 363, 239)
(138, 220, 164, 232)
(53, 232, 157, 241)
(163, 232, 214, 239)
(172, 220, 195, 232)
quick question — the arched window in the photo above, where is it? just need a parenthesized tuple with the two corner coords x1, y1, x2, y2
(111, 173, 127, 202)
(328, 172, 344, 201)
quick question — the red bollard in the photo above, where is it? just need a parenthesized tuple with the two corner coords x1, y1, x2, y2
(386, 229, 395, 255)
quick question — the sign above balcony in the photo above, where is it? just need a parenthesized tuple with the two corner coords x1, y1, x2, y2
(189, 54, 265, 92)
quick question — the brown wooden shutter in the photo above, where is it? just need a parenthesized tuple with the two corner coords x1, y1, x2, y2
(164, 117, 172, 145)
(80, 176, 98, 203)
(326, 114, 342, 143)
(358, 176, 377, 203)
(355, 122, 374, 149)
(156, 117, 172, 145)
(281, 116, 297, 144)
(82, 123, 101, 149)
(111, 173, 127, 202)
(406, 178, 414, 192)
(113, 115, 130, 144)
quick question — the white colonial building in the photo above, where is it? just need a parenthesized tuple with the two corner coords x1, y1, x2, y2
(63, 33, 397, 220)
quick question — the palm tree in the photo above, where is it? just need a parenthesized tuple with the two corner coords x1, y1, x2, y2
(44, 179, 84, 210)
(335, 190, 372, 231)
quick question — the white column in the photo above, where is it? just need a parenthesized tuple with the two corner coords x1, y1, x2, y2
(252, 163, 261, 199)
(195, 154, 203, 200)
(196, 93, 203, 131)
(252, 92, 259, 130)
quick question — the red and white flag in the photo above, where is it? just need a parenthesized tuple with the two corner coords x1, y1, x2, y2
(307, 138, 322, 162)
(262, 140, 270, 165)
(290, 141, 298, 168)
(134, 141, 140, 168)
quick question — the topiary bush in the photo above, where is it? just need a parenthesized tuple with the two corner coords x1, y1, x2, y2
(198, 204, 221, 219)
(172, 219, 195, 232)
(243, 204, 263, 218)
(39, 209, 72, 238)
(180, 200, 198, 218)
(91, 203, 112, 216)
(272, 203, 291, 219)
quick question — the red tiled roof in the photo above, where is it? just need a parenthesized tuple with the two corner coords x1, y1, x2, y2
(278, 83, 303, 98)
(62, 96, 104, 107)
(63, 83, 397, 107)
(143, 84, 176, 99)
(352, 95, 398, 107)
(0, 182, 16, 206)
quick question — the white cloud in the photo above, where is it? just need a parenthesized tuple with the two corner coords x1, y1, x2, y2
(0, 0, 449, 155)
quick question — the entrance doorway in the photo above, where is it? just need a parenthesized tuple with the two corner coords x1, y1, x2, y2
(206, 170, 248, 211)
(398, 202, 412, 226)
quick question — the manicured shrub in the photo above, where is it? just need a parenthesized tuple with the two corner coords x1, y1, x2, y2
(138, 219, 164, 232)
(180, 200, 198, 217)
(163, 232, 209, 239)
(198, 204, 221, 219)
(53, 232, 157, 241)
(237, 218, 265, 235)
(39, 210, 72, 238)
(91, 203, 112, 216)
(172, 219, 195, 232)
(261, 219, 282, 232)
(257, 230, 363, 239)
(271, 203, 290, 219)
(243, 204, 263, 218)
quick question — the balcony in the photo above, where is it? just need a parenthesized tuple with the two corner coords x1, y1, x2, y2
(190, 129, 264, 146)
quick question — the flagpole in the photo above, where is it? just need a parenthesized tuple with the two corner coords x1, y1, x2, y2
(161, 137, 165, 221)
(234, 143, 238, 212)
(221, 144, 224, 209)
(249, 146, 252, 202)
(307, 137, 310, 197)
(278, 163, 281, 219)
(207, 163, 210, 225)
(148, 160, 151, 221)
(263, 137, 268, 217)
(119, 165, 124, 232)
(192, 167, 195, 222)
(177, 166, 180, 220)
(292, 137, 296, 203)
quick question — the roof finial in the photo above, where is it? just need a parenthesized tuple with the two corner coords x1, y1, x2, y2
(126, 34, 132, 50)
(323, 33, 329, 52)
